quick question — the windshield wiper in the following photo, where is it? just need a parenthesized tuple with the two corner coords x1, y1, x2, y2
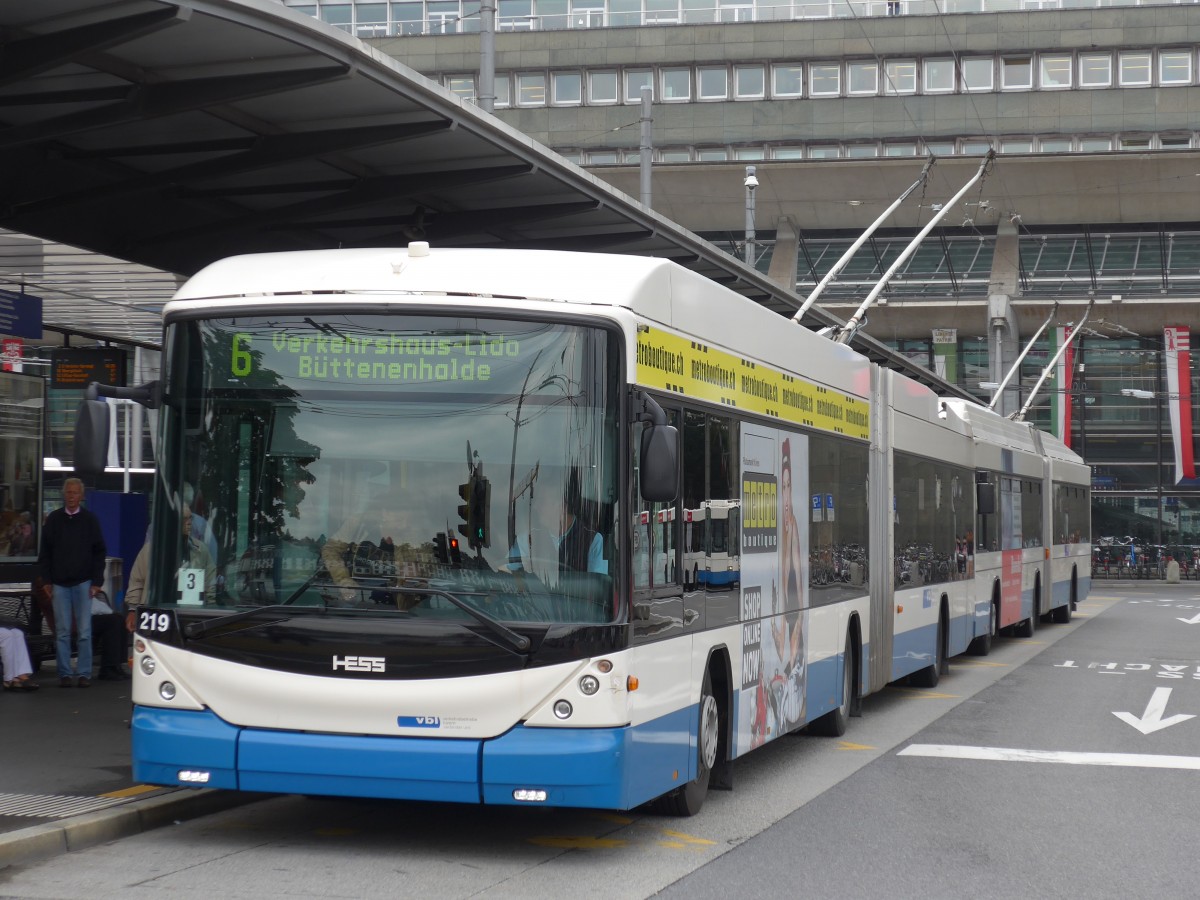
(182, 603, 321, 639)
(383, 583, 531, 655)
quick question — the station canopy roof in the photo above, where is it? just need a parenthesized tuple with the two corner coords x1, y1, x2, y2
(0, 0, 972, 396)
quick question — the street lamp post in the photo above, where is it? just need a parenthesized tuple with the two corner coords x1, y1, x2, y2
(744, 165, 757, 267)
(478, 0, 496, 113)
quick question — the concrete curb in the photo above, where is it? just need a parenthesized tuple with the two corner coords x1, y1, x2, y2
(0, 788, 268, 868)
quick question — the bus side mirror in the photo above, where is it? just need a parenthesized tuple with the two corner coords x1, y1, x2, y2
(633, 390, 678, 503)
(640, 423, 679, 503)
(73, 398, 111, 477)
(976, 482, 995, 516)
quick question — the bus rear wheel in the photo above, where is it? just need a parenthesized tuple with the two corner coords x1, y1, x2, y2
(810, 634, 854, 737)
(1016, 595, 1039, 637)
(653, 669, 718, 816)
(1053, 576, 1074, 623)
(910, 613, 945, 688)
(967, 601, 997, 656)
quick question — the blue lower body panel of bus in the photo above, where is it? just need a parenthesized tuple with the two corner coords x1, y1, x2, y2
(132, 704, 694, 810)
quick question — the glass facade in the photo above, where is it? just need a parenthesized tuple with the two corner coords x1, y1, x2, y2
(888, 332, 1200, 551)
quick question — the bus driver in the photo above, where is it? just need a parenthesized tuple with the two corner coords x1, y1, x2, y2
(320, 487, 415, 607)
(510, 467, 607, 577)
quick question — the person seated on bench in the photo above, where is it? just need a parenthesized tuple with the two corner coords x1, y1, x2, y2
(0, 625, 38, 691)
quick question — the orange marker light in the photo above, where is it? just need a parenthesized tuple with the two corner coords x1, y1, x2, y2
(627, 675, 639, 692)
(896, 605, 904, 614)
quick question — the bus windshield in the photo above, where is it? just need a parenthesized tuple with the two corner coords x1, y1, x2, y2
(150, 312, 621, 626)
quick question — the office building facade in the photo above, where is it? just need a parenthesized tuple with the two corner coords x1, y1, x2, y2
(286, 0, 1200, 548)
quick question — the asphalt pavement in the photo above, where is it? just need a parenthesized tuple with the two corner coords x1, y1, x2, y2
(0, 577, 1168, 871)
(0, 663, 259, 868)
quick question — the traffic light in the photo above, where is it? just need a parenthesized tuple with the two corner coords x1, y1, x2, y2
(457, 473, 492, 551)
(470, 475, 491, 549)
(448, 535, 462, 566)
(458, 479, 474, 547)
(432, 532, 448, 564)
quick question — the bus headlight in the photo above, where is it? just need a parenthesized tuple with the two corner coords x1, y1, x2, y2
(553, 700, 573, 719)
(578, 675, 600, 696)
(159, 681, 177, 701)
(140, 656, 156, 675)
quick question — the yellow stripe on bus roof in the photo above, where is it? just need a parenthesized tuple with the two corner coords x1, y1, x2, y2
(636, 327, 870, 440)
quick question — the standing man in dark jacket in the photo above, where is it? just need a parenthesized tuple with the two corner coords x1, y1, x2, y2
(38, 477, 106, 688)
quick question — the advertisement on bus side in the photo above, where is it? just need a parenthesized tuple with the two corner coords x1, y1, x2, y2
(736, 423, 809, 756)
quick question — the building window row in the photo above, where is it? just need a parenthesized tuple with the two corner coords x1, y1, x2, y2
(283, 0, 1200, 38)
(557, 132, 1197, 165)
(440, 49, 1198, 108)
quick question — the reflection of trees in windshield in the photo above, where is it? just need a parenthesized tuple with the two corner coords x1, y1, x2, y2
(196, 326, 320, 562)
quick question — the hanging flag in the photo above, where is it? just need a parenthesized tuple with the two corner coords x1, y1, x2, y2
(1050, 325, 1074, 446)
(1164, 326, 1195, 483)
(932, 328, 957, 382)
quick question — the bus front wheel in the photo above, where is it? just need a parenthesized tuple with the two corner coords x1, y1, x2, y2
(654, 669, 718, 816)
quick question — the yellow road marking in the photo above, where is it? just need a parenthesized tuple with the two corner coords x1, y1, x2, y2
(889, 688, 960, 699)
(98, 784, 160, 799)
(837, 740, 876, 750)
(593, 813, 635, 826)
(528, 836, 628, 849)
(661, 829, 716, 846)
(955, 660, 1009, 668)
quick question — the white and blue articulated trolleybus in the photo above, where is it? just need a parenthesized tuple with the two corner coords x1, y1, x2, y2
(75, 243, 1090, 815)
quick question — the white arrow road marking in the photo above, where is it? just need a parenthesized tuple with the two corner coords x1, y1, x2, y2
(1176, 612, 1200, 624)
(899, 745, 1200, 771)
(1113, 687, 1196, 734)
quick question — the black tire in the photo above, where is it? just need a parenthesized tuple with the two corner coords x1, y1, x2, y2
(1052, 587, 1073, 624)
(653, 668, 719, 816)
(910, 613, 944, 688)
(1015, 592, 1038, 637)
(967, 600, 997, 656)
(1039, 579, 1055, 624)
(810, 634, 853, 737)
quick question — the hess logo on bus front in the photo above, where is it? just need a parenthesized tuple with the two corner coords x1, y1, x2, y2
(332, 655, 386, 672)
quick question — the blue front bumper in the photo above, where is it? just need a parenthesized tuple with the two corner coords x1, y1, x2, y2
(132, 704, 694, 810)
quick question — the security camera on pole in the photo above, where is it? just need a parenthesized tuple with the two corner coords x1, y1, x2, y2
(743, 166, 758, 267)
